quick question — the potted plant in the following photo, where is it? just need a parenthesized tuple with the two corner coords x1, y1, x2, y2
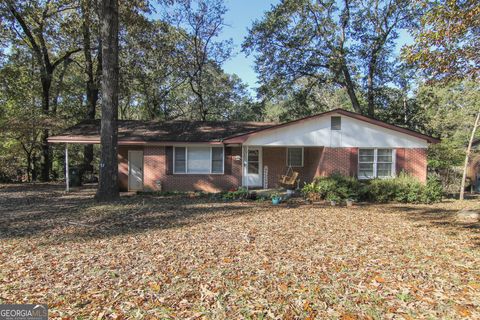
(271, 193, 282, 205)
(346, 198, 355, 207)
(326, 193, 340, 206)
(301, 182, 318, 204)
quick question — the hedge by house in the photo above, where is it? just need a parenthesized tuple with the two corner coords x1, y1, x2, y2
(301, 172, 443, 204)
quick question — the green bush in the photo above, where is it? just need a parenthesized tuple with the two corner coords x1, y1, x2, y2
(221, 187, 248, 200)
(302, 172, 360, 202)
(301, 172, 443, 204)
(361, 179, 398, 203)
(421, 175, 444, 204)
(301, 182, 318, 196)
(361, 172, 443, 204)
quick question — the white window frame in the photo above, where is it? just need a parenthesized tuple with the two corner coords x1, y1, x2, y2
(173, 146, 224, 175)
(286, 147, 304, 167)
(358, 148, 396, 180)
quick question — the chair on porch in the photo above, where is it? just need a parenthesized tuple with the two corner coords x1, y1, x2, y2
(279, 167, 299, 189)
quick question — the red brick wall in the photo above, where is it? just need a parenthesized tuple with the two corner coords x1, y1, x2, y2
(119, 145, 429, 191)
(263, 147, 429, 186)
(320, 147, 358, 177)
(400, 148, 428, 183)
(118, 146, 143, 191)
(142, 146, 242, 192)
(263, 147, 357, 188)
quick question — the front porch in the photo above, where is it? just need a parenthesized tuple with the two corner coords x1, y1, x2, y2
(242, 146, 357, 190)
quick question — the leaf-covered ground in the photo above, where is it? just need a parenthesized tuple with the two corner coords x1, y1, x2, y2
(1, 183, 480, 319)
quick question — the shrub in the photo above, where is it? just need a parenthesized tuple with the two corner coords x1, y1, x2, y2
(301, 182, 319, 196)
(301, 172, 443, 204)
(421, 175, 444, 204)
(360, 172, 443, 204)
(221, 187, 248, 200)
(360, 179, 398, 203)
(302, 172, 360, 203)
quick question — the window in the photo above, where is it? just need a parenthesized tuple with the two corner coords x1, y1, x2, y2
(358, 149, 374, 179)
(247, 149, 259, 174)
(174, 146, 224, 174)
(358, 148, 394, 179)
(211, 147, 223, 173)
(287, 147, 303, 167)
(377, 149, 393, 178)
(331, 116, 341, 130)
(187, 147, 210, 173)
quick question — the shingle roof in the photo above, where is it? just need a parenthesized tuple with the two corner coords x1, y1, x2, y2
(48, 119, 276, 144)
(48, 109, 439, 145)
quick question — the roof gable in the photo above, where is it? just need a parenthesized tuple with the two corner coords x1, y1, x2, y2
(223, 109, 439, 144)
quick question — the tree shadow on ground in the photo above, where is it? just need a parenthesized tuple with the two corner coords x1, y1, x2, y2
(0, 183, 260, 243)
(392, 203, 480, 246)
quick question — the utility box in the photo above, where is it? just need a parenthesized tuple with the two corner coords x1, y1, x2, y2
(155, 180, 162, 192)
(69, 167, 81, 187)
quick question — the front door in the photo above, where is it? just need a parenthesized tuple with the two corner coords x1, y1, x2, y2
(128, 150, 144, 191)
(243, 146, 263, 187)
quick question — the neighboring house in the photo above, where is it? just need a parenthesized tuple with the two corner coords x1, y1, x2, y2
(48, 109, 439, 192)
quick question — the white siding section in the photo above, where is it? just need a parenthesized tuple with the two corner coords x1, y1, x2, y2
(243, 113, 429, 148)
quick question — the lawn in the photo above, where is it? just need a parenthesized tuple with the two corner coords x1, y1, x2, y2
(1, 184, 480, 319)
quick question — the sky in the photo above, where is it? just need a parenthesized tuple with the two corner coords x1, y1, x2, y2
(218, 0, 413, 92)
(218, 0, 280, 92)
(156, 0, 414, 93)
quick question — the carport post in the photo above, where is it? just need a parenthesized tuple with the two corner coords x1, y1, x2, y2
(65, 143, 69, 192)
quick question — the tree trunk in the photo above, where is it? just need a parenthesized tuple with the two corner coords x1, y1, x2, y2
(341, 65, 362, 114)
(52, 59, 73, 114)
(366, 61, 376, 117)
(366, 47, 381, 118)
(82, 0, 101, 173)
(95, 0, 119, 201)
(40, 75, 52, 181)
(460, 111, 480, 200)
(82, 68, 100, 173)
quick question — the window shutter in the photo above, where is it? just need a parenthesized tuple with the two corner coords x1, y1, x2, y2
(224, 147, 232, 175)
(396, 148, 405, 175)
(350, 148, 358, 177)
(165, 146, 173, 175)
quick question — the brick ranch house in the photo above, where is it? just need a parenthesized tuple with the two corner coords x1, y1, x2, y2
(48, 109, 439, 192)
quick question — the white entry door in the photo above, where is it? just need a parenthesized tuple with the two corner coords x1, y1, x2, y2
(128, 150, 144, 191)
(243, 147, 263, 187)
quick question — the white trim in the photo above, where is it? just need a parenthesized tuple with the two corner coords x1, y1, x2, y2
(286, 147, 304, 167)
(173, 146, 225, 175)
(243, 146, 263, 187)
(128, 150, 144, 191)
